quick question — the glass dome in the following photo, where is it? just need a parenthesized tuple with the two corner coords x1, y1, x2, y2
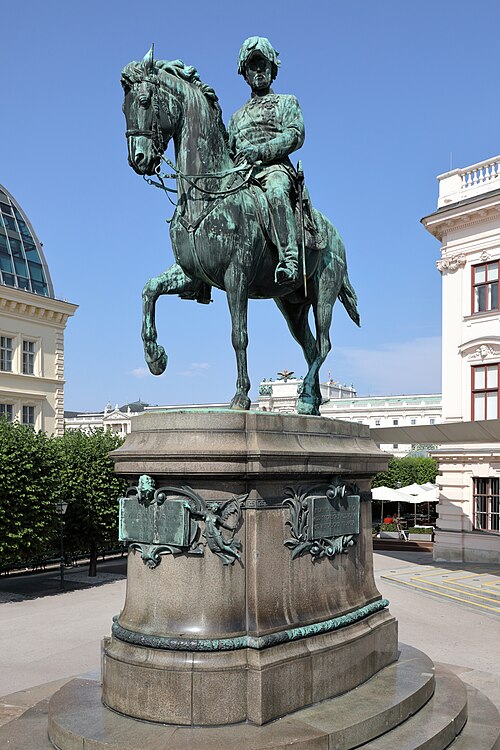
(0, 184, 54, 298)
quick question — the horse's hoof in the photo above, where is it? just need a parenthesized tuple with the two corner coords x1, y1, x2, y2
(297, 398, 320, 416)
(146, 346, 168, 376)
(230, 394, 251, 411)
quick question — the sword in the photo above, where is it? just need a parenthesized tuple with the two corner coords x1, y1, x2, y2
(297, 160, 307, 297)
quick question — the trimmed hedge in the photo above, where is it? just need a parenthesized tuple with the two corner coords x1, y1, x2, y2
(0, 420, 128, 575)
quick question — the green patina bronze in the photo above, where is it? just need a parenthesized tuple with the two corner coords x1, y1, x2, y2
(283, 477, 361, 561)
(121, 40, 360, 416)
(119, 478, 246, 567)
(112, 598, 389, 652)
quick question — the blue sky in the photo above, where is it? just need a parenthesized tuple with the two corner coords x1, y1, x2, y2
(1, 0, 498, 410)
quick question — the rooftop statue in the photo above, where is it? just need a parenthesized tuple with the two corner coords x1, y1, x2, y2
(121, 40, 360, 416)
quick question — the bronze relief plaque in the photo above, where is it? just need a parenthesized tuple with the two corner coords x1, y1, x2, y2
(119, 496, 190, 546)
(308, 494, 360, 540)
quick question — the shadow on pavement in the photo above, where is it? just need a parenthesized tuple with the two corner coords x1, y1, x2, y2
(0, 558, 127, 601)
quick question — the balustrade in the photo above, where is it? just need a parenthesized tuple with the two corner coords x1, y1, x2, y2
(437, 155, 500, 206)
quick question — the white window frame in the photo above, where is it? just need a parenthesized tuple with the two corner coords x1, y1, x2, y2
(472, 364, 499, 421)
(0, 402, 13, 421)
(22, 404, 35, 426)
(0, 335, 14, 372)
(22, 339, 36, 375)
(473, 477, 499, 533)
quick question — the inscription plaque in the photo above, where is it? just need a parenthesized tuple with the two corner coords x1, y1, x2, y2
(117, 478, 245, 567)
(283, 478, 361, 561)
(308, 494, 360, 540)
(119, 496, 191, 546)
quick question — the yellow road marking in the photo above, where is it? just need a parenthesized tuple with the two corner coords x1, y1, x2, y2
(444, 570, 499, 582)
(382, 576, 500, 613)
(446, 581, 496, 596)
(407, 576, 500, 605)
(432, 580, 500, 596)
(413, 578, 499, 596)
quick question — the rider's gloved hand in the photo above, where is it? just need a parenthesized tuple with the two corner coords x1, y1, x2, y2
(236, 145, 260, 164)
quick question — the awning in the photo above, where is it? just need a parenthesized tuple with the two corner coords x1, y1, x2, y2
(370, 418, 500, 445)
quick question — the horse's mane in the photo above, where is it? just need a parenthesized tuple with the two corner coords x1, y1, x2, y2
(121, 59, 227, 138)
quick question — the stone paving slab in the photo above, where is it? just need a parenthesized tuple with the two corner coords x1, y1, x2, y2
(0, 677, 70, 728)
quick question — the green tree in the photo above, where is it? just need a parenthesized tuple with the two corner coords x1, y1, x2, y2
(0, 419, 60, 566)
(56, 429, 128, 576)
(371, 457, 437, 489)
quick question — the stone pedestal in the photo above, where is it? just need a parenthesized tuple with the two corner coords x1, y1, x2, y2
(43, 410, 500, 749)
(102, 411, 397, 726)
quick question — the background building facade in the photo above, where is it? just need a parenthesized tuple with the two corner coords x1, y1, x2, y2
(0, 184, 77, 435)
(422, 156, 500, 562)
(65, 400, 150, 437)
(257, 376, 442, 457)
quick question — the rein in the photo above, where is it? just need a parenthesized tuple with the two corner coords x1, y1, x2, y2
(128, 71, 258, 200)
(157, 156, 255, 197)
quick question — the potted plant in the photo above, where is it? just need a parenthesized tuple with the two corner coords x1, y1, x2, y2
(407, 526, 434, 541)
(379, 523, 400, 539)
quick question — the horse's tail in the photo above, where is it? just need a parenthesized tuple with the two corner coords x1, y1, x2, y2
(339, 271, 360, 327)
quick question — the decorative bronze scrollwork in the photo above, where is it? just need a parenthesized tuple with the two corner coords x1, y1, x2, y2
(119, 476, 246, 568)
(283, 476, 360, 562)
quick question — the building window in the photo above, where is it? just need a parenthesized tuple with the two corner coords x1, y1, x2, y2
(392, 443, 398, 450)
(411, 418, 416, 425)
(22, 405, 35, 426)
(0, 403, 13, 421)
(473, 478, 499, 532)
(0, 336, 13, 371)
(375, 419, 381, 426)
(393, 419, 399, 426)
(22, 340, 35, 375)
(472, 364, 499, 420)
(472, 261, 499, 313)
(430, 418, 435, 425)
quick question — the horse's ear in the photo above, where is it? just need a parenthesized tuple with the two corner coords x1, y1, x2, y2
(143, 45, 154, 74)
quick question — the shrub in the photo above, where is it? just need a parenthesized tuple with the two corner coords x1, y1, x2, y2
(0, 420, 60, 565)
(372, 457, 437, 489)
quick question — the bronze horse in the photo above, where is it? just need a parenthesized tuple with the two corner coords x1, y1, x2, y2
(121, 50, 359, 415)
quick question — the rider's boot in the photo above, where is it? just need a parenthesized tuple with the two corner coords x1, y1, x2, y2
(272, 201, 299, 286)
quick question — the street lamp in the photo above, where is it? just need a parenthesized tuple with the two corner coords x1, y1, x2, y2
(55, 500, 69, 590)
(395, 481, 402, 519)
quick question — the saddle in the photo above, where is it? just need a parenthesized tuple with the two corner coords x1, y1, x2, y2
(247, 169, 328, 256)
(179, 166, 327, 305)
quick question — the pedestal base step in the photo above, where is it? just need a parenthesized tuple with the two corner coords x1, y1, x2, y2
(2, 646, 499, 750)
(43, 645, 498, 750)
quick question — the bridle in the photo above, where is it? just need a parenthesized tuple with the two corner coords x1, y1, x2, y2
(125, 75, 167, 158)
(125, 71, 255, 204)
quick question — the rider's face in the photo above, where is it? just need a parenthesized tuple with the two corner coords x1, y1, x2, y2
(244, 52, 273, 93)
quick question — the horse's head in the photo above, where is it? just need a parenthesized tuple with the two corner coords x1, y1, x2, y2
(121, 48, 181, 175)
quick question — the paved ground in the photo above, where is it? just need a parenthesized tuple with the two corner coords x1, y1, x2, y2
(374, 550, 500, 713)
(0, 550, 499, 728)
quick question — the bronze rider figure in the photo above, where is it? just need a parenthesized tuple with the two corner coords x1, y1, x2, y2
(228, 37, 305, 286)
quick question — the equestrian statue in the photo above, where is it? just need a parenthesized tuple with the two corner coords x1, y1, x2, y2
(121, 37, 360, 416)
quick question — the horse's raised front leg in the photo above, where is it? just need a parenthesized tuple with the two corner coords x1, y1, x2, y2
(142, 263, 197, 376)
(225, 270, 251, 410)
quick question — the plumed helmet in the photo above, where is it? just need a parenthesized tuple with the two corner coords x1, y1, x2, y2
(237, 37, 281, 80)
